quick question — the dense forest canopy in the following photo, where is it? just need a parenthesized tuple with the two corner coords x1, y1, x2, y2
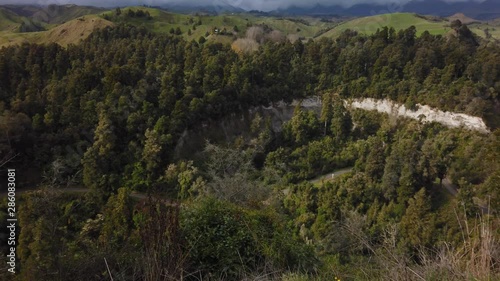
(0, 19, 499, 280)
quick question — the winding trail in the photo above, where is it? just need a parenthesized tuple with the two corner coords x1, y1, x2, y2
(309, 167, 354, 185)
(2, 172, 490, 215)
(442, 177, 490, 214)
(1, 186, 150, 200)
(442, 178, 458, 196)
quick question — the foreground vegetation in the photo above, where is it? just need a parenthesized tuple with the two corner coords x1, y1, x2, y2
(0, 16, 498, 280)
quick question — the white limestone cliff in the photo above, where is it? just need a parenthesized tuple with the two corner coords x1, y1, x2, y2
(347, 98, 490, 133)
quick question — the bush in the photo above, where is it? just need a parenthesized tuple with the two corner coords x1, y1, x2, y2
(181, 199, 318, 278)
(181, 199, 262, 278)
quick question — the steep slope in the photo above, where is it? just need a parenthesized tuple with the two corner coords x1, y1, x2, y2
(0, 15, 113, 47)
(447, 13, 480, 24)
(348, 98, 490, 133)
(0, 5, 40, 17)
(1, 4, 105, 24)
(38, 15, 113, 46)
(0, 7, 23, 32)
(33, 4, 105, 24)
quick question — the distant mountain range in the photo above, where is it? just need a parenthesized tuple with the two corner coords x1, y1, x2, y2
(1, 4, 104, 24)
(1, 0, 498, 20)
(160, 3, 245, 14)
(157, 0, 500, 20)
(277, 0, 500, 20)
(155, 0, 500, 20)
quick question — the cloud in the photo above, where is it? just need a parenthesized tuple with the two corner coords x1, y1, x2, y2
(0, 0, 489, 12)
(144, 0, 488, 11)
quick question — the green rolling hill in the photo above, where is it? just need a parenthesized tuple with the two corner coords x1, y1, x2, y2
(319, 12, 500, 41)
(0, 15, 112, 47)
(100, 7, 334, 43)
(320, 13, 451, 38)
(0, 6, 499, 48)
(0, 7, 25, 32)
(33, 5, 104, 24)
(2, 4, 105, 24)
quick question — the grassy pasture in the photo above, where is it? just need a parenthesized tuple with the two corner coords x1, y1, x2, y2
(320, 13, 451, 38)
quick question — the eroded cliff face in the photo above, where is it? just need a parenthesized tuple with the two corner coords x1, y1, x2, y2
(174, 97, 490, 158)
(266, 97, 490, 132)
(348, 98, 490, 133)
(174, 101, 313, 158)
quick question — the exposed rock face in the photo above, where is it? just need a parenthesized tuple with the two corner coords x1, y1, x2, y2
(256, 97, 322, 132)
(174, 97, 490, 158)
(174, 100, 313, 158)
(348, 98, 490, 133)
(274, 97, 490, 132)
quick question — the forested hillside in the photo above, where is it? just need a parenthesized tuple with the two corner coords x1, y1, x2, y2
(0, 19, 499, 280)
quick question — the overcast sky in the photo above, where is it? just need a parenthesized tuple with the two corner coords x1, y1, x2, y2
(0, 0, 487, 11)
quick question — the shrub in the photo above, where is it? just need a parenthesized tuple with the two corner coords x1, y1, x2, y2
(181, 199, 318, 278)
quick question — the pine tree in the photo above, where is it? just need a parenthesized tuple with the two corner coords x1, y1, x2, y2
(82, 113, 119, 193)
(400, 188, 435, 248)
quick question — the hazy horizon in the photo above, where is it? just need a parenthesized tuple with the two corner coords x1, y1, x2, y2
(0, 0, 490, 12)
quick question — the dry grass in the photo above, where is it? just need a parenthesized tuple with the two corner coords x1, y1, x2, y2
(39, 15, 113, 46)
(232, 38, 259, 54)
(416, 211, 499, 280)
(340, 206, 499, 281)
(447, 13, 481, 25)
(0, 15, 112, 48)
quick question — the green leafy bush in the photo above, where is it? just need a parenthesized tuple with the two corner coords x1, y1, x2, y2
(181, 198, 317, 278)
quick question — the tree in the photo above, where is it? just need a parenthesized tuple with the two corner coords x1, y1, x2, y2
(181, 199, 259, 278)
(82, 112, 120, 194)
(364, 138, 386, 181)
(381, 148, 400, 201)
(456, 178, 478, 217)
(284, 105, 320, 146)
(142, 128, 163, 173)
(320, 93, 333, 136)
(99, 188, 133, 247)
(397, 139, 421, 203)
(202, 143, 270, 206)
(182, 198, 317, 278)
(17, 191, 90, 280)
(164, 161, 205, 199)
(330, 97, 352, 143)
(400, 188, 435, 248)
(0, 112, 33, 161)
(246, 26, 264, 43)
(419, 133, 455, 186)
